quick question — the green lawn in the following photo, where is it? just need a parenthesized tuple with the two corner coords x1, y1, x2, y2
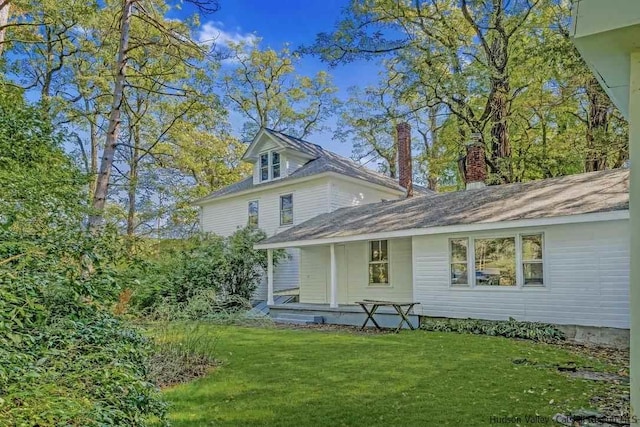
(159, 324, 614, 426)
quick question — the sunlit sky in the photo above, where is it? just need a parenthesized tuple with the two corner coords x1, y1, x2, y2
(174, 0, 384, 159)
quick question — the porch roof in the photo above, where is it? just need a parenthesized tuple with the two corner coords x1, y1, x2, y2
(256, 168, 629, 249)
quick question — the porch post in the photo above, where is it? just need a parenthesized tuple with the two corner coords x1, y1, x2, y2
(629, 50, 640, 425)
(267, 249, 274, 306)
(329, 243, 338, 308)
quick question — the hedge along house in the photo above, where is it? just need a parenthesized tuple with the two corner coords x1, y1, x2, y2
(256, 138, 631, 340)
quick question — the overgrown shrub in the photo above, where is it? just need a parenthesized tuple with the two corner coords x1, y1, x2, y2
(146, 289, 274, 326)
(130, 227, 286, 314)
(148, 323, 218, 388)
(420, 317, 565, 342)
(0, 236, 167, 426)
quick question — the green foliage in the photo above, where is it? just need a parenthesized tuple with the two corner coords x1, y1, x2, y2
(0, 83, 85, 231)
(0, 88, 166, 426)
(147, 322, 218, 388)
(420, 317, 565, 343)
(223, 39, 340, 140)
(0, 233, 168, 426)
(130, 227, 285, 314)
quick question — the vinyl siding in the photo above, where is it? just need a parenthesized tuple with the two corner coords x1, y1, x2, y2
(201, 178, 330, 297)
(201, 169, 408, 301)
(412, 220, 630, 328)
(299, 246, 329, 303)
(299, 238, 413, 304)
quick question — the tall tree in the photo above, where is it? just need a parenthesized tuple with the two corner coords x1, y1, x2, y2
(223, 39, 340, 140)
(308, 0, 627, 187)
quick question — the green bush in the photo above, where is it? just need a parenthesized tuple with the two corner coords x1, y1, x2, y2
(420, 317, 565, 342)
(0, 237, 167, 426)
(131, 227, 286, 313)
(148, 322, 218, 388)
(0, 88, 167, 426)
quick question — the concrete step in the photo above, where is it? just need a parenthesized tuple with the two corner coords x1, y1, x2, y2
(271, 313, 324, 325)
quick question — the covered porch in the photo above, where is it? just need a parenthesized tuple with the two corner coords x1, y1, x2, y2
(264, 237, 415, 309)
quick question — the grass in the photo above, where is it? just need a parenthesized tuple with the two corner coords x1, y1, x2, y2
(156, 324, 618, 427)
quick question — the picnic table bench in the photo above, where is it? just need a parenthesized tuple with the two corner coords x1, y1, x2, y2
(354, 299, 420, 332)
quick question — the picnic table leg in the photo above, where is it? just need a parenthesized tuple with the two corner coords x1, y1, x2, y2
(359, 304, 382, 331)
(393, 304, 417, 332)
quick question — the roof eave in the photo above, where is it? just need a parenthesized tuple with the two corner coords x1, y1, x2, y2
(254, 210, 630, 249)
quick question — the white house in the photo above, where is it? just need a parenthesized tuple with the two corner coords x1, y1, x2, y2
(256, 141, 630, 332)
(195, 126, 427, 301)
(570, 1, 639, 420)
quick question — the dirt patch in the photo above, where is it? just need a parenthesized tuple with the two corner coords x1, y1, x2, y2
(568, 370, 629, 383)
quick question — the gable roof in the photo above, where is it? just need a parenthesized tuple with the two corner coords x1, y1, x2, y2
(196, 128, 432, 203)
(258, 168, 630, 246)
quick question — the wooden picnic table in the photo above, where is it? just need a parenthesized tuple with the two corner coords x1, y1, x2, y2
(355, 299, 420, 333)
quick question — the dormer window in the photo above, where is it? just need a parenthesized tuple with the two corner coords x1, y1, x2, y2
(260, 153, 269, 181)
(259, 150, 282, 182)
(272, 152, 281, 179)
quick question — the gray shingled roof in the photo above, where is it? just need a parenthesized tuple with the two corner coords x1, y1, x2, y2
(260, 168, 630, 245)
(196, 128, 431, 202)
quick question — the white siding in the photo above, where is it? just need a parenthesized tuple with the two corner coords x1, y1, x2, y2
(300, 246, 329, 303)
(285, 152, 307, 175)
(412, 220, 630, 328)
(299, 238, 413, 304)
(329, 177, 403, 211)
(201, 178, 330, 297)
(201, 170, 407, 301)
(251, 139, 280, 185)
(201, 179, 330, 237)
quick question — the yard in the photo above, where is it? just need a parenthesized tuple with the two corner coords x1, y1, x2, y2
(157, 324, 628, 426)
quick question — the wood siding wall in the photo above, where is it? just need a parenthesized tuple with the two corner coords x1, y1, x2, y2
(299, 238, 413, 304)
(412, 220, 630, 328)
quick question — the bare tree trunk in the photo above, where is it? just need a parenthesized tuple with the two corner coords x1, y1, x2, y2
(89, 113, 99, 201)
(0, 0, 10, 57)
(88, 0, 133, 232)
(126, 165, 137, 236)
(126, 121, 140, 236)
(585, 77, 610, 172)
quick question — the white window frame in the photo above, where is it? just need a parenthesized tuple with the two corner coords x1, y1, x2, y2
(279, 193, 293, 226)
(248, 200, 259, 228)
(368, 239, 391, 286)
(449, 238, 470, 287)
(448, 232, 546, 289)
(258, 150, 283, 182)
(520, 233, 545, 287)
(259, 153, 269, 182)
(271, 151, 281, 179)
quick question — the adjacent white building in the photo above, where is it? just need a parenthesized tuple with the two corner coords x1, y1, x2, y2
(256, 144, 630, 331)
(194, 127, 423, 300)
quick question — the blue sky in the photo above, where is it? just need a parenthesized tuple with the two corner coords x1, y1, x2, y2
(177, 0, 383, 158)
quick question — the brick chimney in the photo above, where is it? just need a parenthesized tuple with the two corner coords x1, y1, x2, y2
(396, 122, 413, 197)
(465, 133, 487, 190)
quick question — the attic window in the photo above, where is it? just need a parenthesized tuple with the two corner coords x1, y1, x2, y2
(259, 151, 282, 182)
(260, 154, 269, 182)
(272, 152, 281, 179)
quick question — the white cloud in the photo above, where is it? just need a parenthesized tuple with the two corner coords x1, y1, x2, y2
(198, 21, 257, 48)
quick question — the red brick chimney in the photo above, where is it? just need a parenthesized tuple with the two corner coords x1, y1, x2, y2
(396, 122, 413, 197)
(465, 133, 487, 189)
